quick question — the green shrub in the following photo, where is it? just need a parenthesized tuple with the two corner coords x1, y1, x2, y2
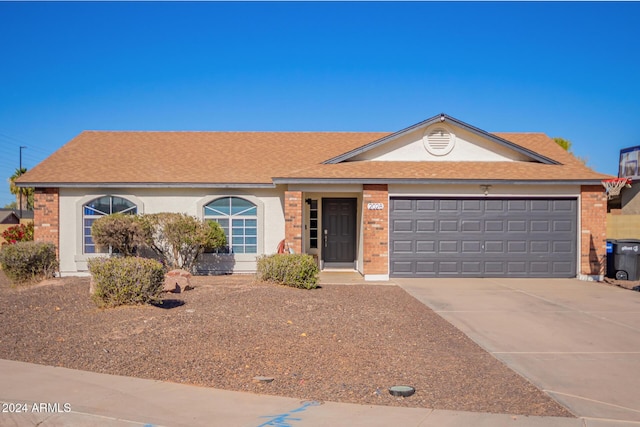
(141, 213, 226, 271)
(91, 214, 148, 256)
(0, 241, 57, 284)
(256, 254, 319, 289)
(89, 257, 165, 308)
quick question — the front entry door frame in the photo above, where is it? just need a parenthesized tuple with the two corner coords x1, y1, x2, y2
(321, 198, 357, 268)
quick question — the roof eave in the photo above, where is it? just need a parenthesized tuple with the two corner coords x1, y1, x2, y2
(16, 182, 277, 189)
(272, 177, 605, 185)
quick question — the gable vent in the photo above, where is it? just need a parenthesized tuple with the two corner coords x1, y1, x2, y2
(424, 127, 455, 156)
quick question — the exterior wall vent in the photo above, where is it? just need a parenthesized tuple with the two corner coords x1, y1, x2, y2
(424, 127, 455, 156)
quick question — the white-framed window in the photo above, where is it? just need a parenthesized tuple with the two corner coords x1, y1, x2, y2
(309, 199, 318, 249)
(203, 197, 257, 254)
(83, 196, 137, 254)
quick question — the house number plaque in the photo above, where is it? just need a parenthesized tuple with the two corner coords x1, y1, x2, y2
(367, 202, 384, 210)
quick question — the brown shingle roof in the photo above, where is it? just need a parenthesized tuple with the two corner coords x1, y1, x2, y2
(17, 129, 611, 186)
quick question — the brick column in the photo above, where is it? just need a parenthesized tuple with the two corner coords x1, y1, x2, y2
(33, 187, 59, 257)
(284, 190, 303, 254)
(580, 185, 607, 280)
(362, 184, 388, 280)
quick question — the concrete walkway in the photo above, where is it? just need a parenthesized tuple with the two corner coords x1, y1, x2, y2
(0, 359, 581, 427)
(397, 278, 640, 426)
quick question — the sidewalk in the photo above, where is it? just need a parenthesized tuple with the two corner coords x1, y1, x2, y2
(0, 359, 581, 427)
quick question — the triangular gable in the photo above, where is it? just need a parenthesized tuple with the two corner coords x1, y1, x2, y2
(323, 114, 561, 165)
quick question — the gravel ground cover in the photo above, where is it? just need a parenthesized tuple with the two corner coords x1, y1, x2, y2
(0, 270, 573, 417)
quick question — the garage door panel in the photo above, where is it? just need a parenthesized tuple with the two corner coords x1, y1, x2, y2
(485, 220, 504, 232)
(462, 241, 482, 253)
(392, 199, 413, 211)
(485, 200, 505, 211)
(393, 240, 413, 253)
(531, 241, 550, 253)
(507, 241, 527, 253)
(531, 200, 550, 211)
(416, 199, 436, 211)
(392, 219, 413, 232)
(530, 262, 551, 274)
(507, 220, 527, 232)
(416, 261, 435, 273)
(439, 200, 458, 211)
(485, 241, 504, 253)
(462, 261, 482, 273)
(416, 240, 436, 253)
(439, 261, 459, 273)
(554, 199, 575, 211)
(439, 220, 458, 232)
(416, 219, 436, 232)
(553, 241, 572, 253)
(531, 220, 550, 232)
(462, 200, 482, 211)
(462, 220, 482, 232)
(438, 241, 458, 252)
(485, 261, 506, 274)
(507, 261, 527, 274)
(508, 200, 527, 211)
(390, 197, 577, 278)
(554, 220, 573, 232)
(553, 262, 574, 274)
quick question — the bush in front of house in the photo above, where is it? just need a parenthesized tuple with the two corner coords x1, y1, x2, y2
(256, 253, 319, 289)
(91, 214, 148, 256)
(0, 241, 57, 284)
(141, 213, 226, 271)
(88, 256, 165, 308)
(1, 223, 34, 245)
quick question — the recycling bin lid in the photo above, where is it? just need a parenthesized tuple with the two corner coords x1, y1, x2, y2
(614, 240, 640, 254)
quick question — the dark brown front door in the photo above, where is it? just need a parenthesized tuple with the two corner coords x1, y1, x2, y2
(322, 198, 356, 263)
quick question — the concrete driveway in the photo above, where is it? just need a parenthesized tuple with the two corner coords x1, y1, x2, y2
(396, 278, 640, 425)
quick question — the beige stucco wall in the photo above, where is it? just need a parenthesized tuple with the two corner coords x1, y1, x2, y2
(58, 186, 286, 275)
(352, 123, 531, 162)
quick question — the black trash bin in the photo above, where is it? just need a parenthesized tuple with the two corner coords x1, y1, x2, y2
(613, 239, 640, 281)
(606, 240, 616, 279)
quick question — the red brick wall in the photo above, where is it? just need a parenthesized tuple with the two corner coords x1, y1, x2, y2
(362, 184, 388, 276)
(33, 188, 59, 256)
(580, 185, 607, 278)
(284, 191, 303, 254)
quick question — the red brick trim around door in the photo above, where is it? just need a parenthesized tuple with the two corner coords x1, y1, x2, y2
(362, 184, 389, 280)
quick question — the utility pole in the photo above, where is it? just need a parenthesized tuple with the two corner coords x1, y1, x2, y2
(19, 146, 26, 219)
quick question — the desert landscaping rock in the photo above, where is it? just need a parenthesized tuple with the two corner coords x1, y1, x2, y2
(253, 376, 275, 383)
(0, 271, 572, 417)
(163, 269, 193, 293)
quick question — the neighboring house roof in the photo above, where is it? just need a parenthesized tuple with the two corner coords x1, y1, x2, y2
(0, 210, 21, 224)
(16, 115, 612, 188)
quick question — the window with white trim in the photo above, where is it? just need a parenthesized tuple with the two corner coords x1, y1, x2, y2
(204, 197, 257, 254)
(83, 196, 137, 254)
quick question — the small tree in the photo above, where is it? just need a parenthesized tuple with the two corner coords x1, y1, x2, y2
(9, 167, 34, 211)
(554, 137, 572, 151)
(141, 213, 226, 271)
(91, 214, 148, 256)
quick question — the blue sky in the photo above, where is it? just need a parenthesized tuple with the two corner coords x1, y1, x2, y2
(1, 1, 639, 208)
